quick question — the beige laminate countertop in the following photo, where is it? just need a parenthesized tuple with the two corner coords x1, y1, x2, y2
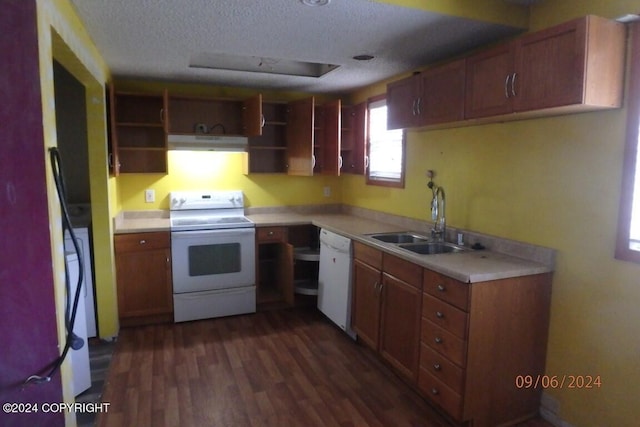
(114, 211, 553, 283)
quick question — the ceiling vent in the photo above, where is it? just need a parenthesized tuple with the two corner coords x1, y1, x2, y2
(189, 52, 339, 78)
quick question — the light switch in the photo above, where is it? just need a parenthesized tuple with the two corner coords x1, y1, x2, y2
(323, 186, 331, 197)
(145, 189, 155, 203)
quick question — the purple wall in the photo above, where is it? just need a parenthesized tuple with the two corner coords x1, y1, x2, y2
(0, 1, 64, 426)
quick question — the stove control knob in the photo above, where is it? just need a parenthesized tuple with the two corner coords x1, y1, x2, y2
(234, 196, 242, 205)
(171, 197, 186, 208)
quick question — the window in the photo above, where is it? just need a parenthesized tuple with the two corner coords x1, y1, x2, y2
(366, 95, 406, 187)
(616, 21, 640, 263)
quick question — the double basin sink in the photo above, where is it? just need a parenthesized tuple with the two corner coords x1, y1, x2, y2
(367, 232, 468, 255)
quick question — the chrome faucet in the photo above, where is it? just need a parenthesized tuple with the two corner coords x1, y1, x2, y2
(431, 186, 446, 242)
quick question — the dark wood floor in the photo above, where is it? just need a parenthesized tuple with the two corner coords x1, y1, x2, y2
(97, 308, 553, 427)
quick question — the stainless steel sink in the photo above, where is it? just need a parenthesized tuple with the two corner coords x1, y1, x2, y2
(366, 232, 470, 255)
(398, 242, 467, 255)
(368, 232, 430, 244)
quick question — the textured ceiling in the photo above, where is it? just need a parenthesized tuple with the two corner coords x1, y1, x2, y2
(71, 0, 525, 94)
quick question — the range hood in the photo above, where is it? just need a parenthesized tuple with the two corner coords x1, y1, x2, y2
(168, 134, 248, 152)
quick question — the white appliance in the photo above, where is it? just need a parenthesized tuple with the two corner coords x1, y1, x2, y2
(318, 229, 356, 339)
(170, 190, 256, 323)
(64, 227, 96, 337)
(65, 252, 91, 396)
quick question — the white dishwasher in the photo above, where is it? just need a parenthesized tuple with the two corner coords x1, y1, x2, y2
(318, 229, 356, 339)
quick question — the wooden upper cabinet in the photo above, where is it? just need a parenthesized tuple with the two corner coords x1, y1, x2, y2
(168, 93, 262, 137)
(243, 94, 263, 137)
(341, 102, 367, 175)
(420, 59, 466, 125)
(466, 15, 625, 119)
(514, 15, 624, 111)
(108, 88, 168, 174)
(319, 99, 341, 176)
(388, 59, 466, 129)
(107, 85, 120, 176)
(387, 74, 421, 130)
(465, 43, 516, 119)
(286, 97, 315, 176)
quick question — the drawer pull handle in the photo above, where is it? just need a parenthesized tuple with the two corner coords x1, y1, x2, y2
(434, 337, 443, 344)
(436, 311, 444, 318)
(433, 363, 441, 371)
(431, 388, 439, 395)
(268, 231, 274, 236)
(437, 284, 445, 292)
(139, 239, 146, 244)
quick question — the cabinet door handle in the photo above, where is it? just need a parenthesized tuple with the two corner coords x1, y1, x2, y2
(434, 337, 443, 344)
(436, 311, 444, 319)
(433, 363, 441, 371)
(268, 231, 274, 236)
(416, 97, 422, 115)
(431, 388, 439, 395)
(160, 108, 165, 124)
(338, 155, 343, 170)
(364, 155, 369, 169)
(411, 98, 417, 116)
(261, 114, 265, 128)
(511, 72, 517, 97)
(437, 284, 445, 292)
(139, 239, 146, 245)
(504, 74, 511, 99)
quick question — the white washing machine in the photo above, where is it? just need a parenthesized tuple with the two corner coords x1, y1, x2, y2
(65, 252, 91, 396)
(64, 227, 97, 337)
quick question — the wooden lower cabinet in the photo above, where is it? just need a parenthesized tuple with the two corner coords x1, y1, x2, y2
(419, 269, 553, 427)
(352, 241, 553, 426)
(352, 242, 422, 381)
(379, 272, 422, 380)
(352, 259, 382, 349)
(114, 232, 173, 326)
(255, 225, 319, 309)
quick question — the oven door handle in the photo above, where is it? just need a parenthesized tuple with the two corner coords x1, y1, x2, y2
(171, 228, 256, 240)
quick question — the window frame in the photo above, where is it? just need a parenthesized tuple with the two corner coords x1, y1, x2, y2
(365, 94, 406, 188)
(616, 21, 640, 264)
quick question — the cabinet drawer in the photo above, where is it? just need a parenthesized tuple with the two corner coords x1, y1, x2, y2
(383, 253, 422, 290)
(256, 226, 287, 243)
(354, 242, 382, 269)
(420, 343, 464, 394)
(418, 368, 463, 421)
(423, 293, 467, 339)
(423, 269, 469, 311)
(422, 318, 467, 367)
(115, 232, 170, 252)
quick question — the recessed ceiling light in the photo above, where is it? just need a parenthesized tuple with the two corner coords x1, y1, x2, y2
(353, 54, 374, 61)
(301, 0, 330, 6)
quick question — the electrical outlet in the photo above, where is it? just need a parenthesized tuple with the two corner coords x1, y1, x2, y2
(323, 186, 331, 197)
(145, 189, 155, 203)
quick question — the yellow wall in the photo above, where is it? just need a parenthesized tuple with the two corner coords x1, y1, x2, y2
(116, 152, 342, 211)
(345, 2, 640, 426)
(375, 0, 529, 28)
(36, 0, 111, 423)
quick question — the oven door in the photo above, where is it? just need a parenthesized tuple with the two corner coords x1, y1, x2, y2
(171, 228, 255, 294)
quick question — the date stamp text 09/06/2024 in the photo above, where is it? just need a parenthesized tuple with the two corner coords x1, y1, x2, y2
(515, 375, 602, 389)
